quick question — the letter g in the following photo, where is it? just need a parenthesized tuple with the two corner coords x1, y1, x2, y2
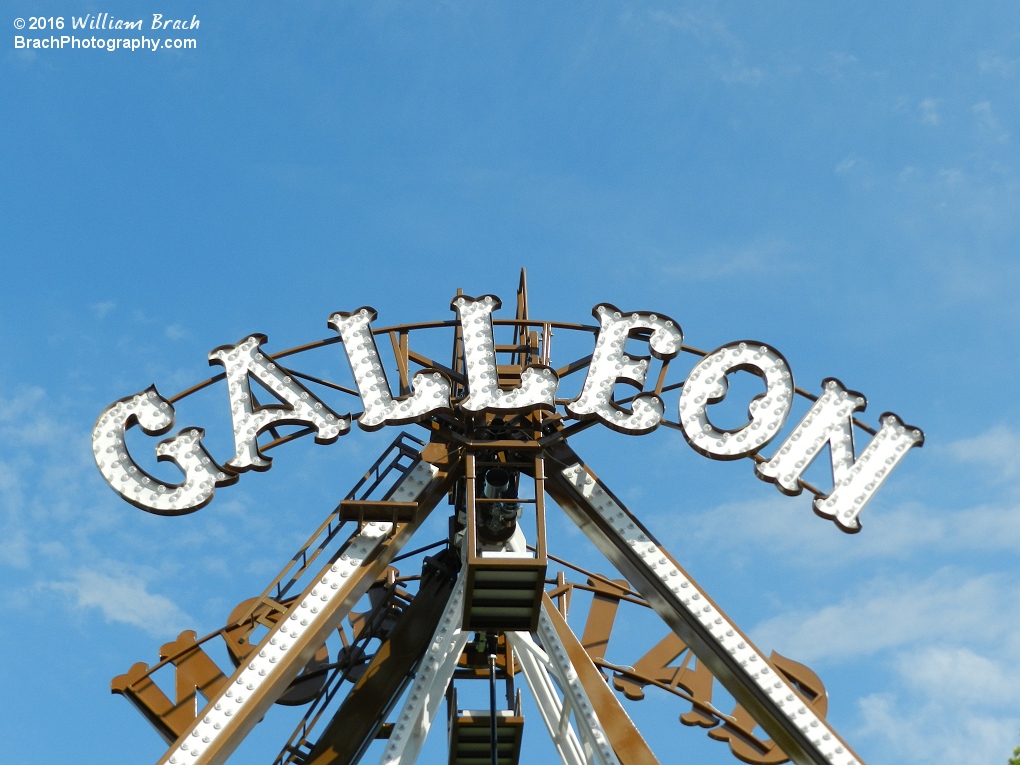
(92, 387, 236, 515)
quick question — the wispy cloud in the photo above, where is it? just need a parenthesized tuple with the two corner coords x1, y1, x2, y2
(918, 98, 941, 126)
(751, 570, 1020, 662)
(823, 51, 858, 77)
(0, 528, 30, 567)
(948, 425, 1020, 480)
(720, 59, 764, 85)
(91, 301, 116, 320)
(858, 691, 1017, 765)
(662, 239, 797, 281)
(835, 154, 864, 175)
(0, 383, 199, 632)
(973, 101, 1010, 143)
(0, 387, 82, 572)
(0, 376, 318, 648)
(640, 7, 765, 86)
(833, 152, 880, 191)
(647, 422, 1020, 762)
(978, 51, 1019, 78)
(650, 490, 1020, 571)
(646, 8, 739, 49)
(47, 568, 192, 637)
(858, 644, 1020, 765)
(897, 645, 1020, 706)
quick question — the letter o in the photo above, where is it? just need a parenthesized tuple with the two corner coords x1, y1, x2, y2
(678, 342, 794, 459)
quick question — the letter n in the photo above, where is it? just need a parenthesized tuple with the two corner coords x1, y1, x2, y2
(756, 378, 923, 532)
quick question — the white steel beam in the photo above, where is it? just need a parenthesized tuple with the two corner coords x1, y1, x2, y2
(550, 458, 865, 765)
(377, 568, 470, 765)
(506, 632, 587, 765)
(158, 460, 440, 765)
(531, 609, 623, 765)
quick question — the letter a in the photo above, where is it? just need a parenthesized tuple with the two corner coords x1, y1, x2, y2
(209, 335, 349, 471)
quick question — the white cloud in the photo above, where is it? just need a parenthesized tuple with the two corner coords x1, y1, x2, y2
(652, 425, 1020, 564)
(720, 59, 764, 86)
(653, 490, 1020, 571)
(896, 646, 1020, 706)
(646, 8, 738, 49)
(918, 98, 941, 126)
(858, 692, 1017, 765)
(833, 153, 878, 189)
(0, 529, 30, 567)
(0, 387, 78, 571)
(978, 51, 1019, 78)
(0, 385, 46, 424)
(835, 154, 862, 174)
(751, 570, 1020, 663)
(164, 324, 186, 340)
(827, 52, 858, 69)
(949, 425, 1020, 479)
(973, 101, 1009, 143)
(91, 301, 116, 319)
(0, 383, 205, 639)
(641, 9, 764, 86)
(662, 239, 796, 281)
(47, 568, 192, 637)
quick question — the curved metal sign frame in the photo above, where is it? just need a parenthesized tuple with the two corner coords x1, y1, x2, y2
(94, 274, 923, 765)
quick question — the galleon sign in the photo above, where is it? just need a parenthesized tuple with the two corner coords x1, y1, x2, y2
(92, 294, 923, 531)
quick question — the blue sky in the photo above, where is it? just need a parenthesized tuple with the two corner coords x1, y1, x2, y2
(3, 3, 1020, 764)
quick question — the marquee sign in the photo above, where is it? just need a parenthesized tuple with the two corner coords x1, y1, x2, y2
(95, 274, 923, 765)
(94, 296, 921, 531)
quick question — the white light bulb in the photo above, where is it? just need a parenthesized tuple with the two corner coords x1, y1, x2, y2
(678, 341, 793, 459)
(567, 303, 682, 434)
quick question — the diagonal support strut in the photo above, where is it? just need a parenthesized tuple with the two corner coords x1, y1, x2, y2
(544, 442, 866, 765)
(156, 447, 459, 765)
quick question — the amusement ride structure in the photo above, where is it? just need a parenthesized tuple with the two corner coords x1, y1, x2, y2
(94, 272, 923, 765)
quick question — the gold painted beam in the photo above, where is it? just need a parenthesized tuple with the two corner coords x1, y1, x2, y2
(541, 594, 660, 765)
(302, 549, 461, 765)
(155, 447, 458, 765)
